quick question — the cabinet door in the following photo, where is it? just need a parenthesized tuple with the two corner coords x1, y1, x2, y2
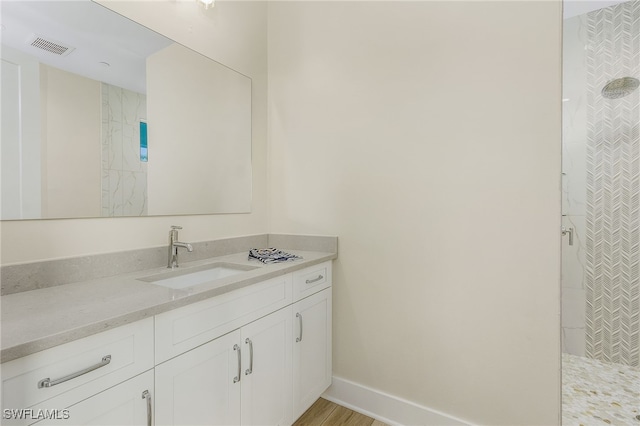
(155, 331, 241, 426)
(240, 307, 293, 426)
(36, 370, 154, 426)
(292, 288, 332, 419)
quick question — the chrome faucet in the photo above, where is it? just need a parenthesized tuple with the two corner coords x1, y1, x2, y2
(168, 226, 193, 269)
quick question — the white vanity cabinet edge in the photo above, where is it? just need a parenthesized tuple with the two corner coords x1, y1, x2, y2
(35, 370, 154, 426)
(1, 318, 154, 426)
(292, 261, 332, 302)
(292, 287, 332, 420)
(155, 274, 293, 364)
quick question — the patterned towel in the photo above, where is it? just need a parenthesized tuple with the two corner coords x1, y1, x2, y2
(248, 248, 302, 264)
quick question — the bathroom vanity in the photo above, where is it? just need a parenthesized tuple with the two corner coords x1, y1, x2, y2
(1, 243, 335, 426)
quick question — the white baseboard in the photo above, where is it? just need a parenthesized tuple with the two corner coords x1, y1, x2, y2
(321, 376, 473, 426)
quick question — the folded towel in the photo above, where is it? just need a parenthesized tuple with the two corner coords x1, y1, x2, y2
(248, 248, 302, 264)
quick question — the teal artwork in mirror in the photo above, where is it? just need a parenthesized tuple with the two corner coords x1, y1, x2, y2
(140, 121, 148, 163)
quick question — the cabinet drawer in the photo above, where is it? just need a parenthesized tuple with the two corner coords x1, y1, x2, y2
(292, 262, 332, 301)
(35, 370, 154, 426)
(155, 274, 293, 363)
(1, 318, 154, 423)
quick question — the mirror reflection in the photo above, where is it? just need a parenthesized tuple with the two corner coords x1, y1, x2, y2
(0, 0, 252, 220)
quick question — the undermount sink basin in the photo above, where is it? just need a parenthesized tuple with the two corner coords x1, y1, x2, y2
(138, 262, 259, 290)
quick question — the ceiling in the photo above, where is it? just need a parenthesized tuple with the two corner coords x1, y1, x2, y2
(1, 0, 173, 94)
(2, 0, 632, 92)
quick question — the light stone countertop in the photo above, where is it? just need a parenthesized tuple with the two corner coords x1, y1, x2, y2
(1, 250, 336, 363)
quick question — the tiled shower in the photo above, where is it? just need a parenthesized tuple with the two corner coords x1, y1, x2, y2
(583, 2, 639, 368)
(562, 0, 639, 368)
(562, 1, 640, 424)
(101, 83, 148, 217)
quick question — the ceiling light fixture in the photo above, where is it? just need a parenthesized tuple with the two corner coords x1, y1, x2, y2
(197, 0, 214, 9)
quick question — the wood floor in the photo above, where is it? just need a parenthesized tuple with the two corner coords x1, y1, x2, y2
(293, 398, 388, 426)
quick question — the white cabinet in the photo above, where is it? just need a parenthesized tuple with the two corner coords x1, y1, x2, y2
(155, 331, 241, 426)
(292, 288, 332, 419)
(292, 263, 331, 301)
(4, 260, 333, 426)
(155, 274, 293, 364)
(240, 306, 293, 426)
(37, 370, 154, 426)
(154, 261, 333, 426)
(1, 319, 154, 426)
(155, 307, 294, 426)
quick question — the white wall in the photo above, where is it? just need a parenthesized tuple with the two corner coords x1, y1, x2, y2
(1, 1, 563, 423)
(40, 65, 102, 219)
(0, 1, 268, 264)
(267, 2, 562, 425)
(146, 44, 251, 215)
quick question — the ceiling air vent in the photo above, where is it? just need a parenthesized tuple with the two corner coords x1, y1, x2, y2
(27, 34, 75, 57)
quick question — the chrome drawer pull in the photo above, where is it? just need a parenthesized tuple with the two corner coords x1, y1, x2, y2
(296, 313, 303, 343)
(305, 275, 324, 284)
(233, 344, 241, 383)
(245, 338, 253, 375)
(142, 390, 152, 426)
(38, 355, 112, 388)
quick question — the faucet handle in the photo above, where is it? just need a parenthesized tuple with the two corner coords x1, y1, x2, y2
(170, 225, 183, 230)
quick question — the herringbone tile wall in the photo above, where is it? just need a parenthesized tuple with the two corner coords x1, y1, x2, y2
(585, 1, 640, 367)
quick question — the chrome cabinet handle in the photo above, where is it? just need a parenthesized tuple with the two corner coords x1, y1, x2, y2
(245, 338, 253, 375)
(141, 390, 152, 426)
(38, 355, 112, 388)
(296, 313, 303, 343)
(562, 226, 574, 246)
(233, 344, 241, 383)
(305, 275, 323, 284)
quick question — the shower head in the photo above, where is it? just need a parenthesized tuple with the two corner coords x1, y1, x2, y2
(601, 77, 639, 99)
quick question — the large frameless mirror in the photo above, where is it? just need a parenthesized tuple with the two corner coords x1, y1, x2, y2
(0, 0, 252, 220)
